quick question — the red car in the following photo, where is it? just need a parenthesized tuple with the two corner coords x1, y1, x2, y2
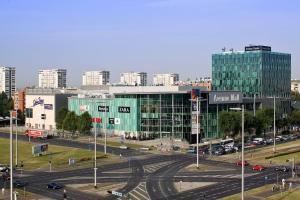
(252, 165, 265, 171)
(236, 160, 249, 166)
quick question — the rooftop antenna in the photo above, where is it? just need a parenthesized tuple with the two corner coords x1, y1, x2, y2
(222, 47, 226, 52)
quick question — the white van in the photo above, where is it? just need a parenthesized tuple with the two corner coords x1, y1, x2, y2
(253, 138, 264, 144)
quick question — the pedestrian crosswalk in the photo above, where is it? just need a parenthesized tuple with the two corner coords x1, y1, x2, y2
(126, 182, 150, 200)
(143, 161, 174, 174)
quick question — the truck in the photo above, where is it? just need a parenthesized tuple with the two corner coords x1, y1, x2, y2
(24, 129, 55, 139)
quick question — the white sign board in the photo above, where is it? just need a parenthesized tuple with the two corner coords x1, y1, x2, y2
(115, 118, 121, 124)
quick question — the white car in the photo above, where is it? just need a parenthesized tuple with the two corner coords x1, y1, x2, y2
(119, 145, 129, 150)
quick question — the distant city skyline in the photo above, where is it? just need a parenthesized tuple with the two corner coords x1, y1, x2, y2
(1, 0, 299, 88)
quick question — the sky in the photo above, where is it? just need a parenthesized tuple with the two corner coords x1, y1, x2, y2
(1, 0, 300, 88)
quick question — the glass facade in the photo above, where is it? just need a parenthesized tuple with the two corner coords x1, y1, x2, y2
(212, 50, 291, 98)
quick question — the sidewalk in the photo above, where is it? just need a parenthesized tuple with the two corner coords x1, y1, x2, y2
(245, 178, 300, 200)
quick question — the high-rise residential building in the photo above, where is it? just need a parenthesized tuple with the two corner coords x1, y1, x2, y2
(120, 72, 147, 86)
(212, 45, 291, 98)
(38, 69, 67, 88)
(0, 67, 16, 97)
(291, 79, 300, 93)
(153, 73, 179, 86)
(82, 71, 110, 86)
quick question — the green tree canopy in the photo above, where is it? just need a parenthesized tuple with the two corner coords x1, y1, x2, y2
(77, 111, 92, 135)
(56, 108, 69, 130)
(62, 111, 78, 135)
(0, 92, 14, 116)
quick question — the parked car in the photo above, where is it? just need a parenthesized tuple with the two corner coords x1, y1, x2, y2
(213, 147, 225, 155)
(252, 138, 264, 145)
(264, 138, 273, 145)
(0, 165, 9, 173)
(236, 160, 249, 166)
(275, 166, 289, 172)
(252, 165, 265, 171)
(47, 182, 63, 190)
(225, 146, 235, 154)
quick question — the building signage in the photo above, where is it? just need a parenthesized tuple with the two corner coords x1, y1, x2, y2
(191, 89, 200, 135)
(44, 104, 53, 110)
(209, 92, 242, 104)
(245, 45, 271, 52)
(91, 117, 102, 123)
(98, 106, 109, 112)
(118, 106, 130, 113)
(33, 97, 44, 107)
(80, 105, 88, 112)
(109, 118, 115, 124)
(115, 118, 121, 124)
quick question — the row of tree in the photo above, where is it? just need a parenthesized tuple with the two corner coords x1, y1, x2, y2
(0, 92, 25, 124)
(219, 108, 300, 139)
(56, 108, 93, 135)
(0, 92, 14, 117)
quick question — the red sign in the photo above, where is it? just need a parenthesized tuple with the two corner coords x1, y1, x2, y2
(91, 117, 102, 123)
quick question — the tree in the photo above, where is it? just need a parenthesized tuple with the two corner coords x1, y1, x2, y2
(219, 111, 241, 138)
(77, 111, 92, 135)
(290, 110, 300, 128)
(0, 92, 13, 117)
(255, 108, 274, 136)
(56, 108, 69, 130)
(291, 91, 300, 101)
(62, 111, 78, 135)
(17, 110, 25, 125)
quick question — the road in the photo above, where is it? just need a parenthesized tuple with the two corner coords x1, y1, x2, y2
(0, 131, 293, 200)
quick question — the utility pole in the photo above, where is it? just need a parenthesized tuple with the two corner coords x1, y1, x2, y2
(241, 105, 245, 200)
(273, 96, 276, 153)
(10, 111, 13, 200)
(94, 121, 97, 188)
(253, 94, 256, 117)
(104, 104, 107, 155)
(15, 110, 18, 167)
(196, 97, 199, 168)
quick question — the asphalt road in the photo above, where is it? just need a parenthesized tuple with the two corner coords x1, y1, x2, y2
(0, 131, 293, 200)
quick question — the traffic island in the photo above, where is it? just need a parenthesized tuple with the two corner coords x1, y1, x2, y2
(174, 181, 216, 193)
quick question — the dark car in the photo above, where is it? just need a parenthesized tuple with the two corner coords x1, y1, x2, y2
(13, 180, 28, 188)
(213, 147, 225, 155)
(2, 172, 10, 181)
(275, 166, 289, 172)
(47, 182, 63, 190)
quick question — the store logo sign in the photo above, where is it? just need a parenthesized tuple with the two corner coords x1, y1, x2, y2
(33, 97, 44, 107)
(98, 106, 109, 112)
(118, 106, 130, 113)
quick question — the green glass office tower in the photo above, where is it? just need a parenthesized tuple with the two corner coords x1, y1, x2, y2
(212, 46, 291, 98)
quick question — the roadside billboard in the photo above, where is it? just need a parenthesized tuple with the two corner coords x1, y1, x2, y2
(32, 143, 48, 156)
(191, 89, 200, 135)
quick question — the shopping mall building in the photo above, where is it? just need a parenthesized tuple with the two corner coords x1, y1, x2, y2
(69, 86, 259, 143)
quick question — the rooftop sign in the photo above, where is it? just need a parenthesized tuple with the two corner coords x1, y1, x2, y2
(245, 45, 271, 52)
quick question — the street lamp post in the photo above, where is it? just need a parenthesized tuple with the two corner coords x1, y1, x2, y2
(230, 105, 244, 200)
(94, 120, 97, 188)
(10, 111, 13, 200)
(273, 96, 276, 153)
(15, 109, 18, 167)
(196, 97, 199, 168)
